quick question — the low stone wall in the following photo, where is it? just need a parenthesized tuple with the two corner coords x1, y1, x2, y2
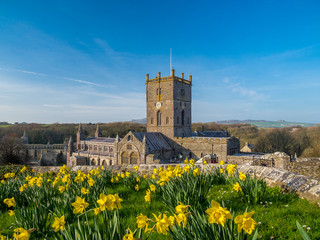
(32, 164, 320, 206)
(288, 158, 320, 179)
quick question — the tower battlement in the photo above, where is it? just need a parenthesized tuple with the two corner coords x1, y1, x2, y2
(146, 69, 192, 85)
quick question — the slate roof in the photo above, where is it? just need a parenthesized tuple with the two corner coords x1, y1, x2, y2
(193, 131, 230, 138)
(84, 137, 115, 143)
(133, 132, 172, 151)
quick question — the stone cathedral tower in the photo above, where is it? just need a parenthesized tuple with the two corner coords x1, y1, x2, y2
(146, 69, 192, 139)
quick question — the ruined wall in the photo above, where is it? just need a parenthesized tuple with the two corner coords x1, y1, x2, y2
(288, 158, 320, 179)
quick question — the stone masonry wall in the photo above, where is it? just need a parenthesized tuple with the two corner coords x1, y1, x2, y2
(287, 158, 320, 179)
(32, 164, 320, 206)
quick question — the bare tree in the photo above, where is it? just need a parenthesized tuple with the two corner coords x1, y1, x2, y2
(0, 133, 27, 165)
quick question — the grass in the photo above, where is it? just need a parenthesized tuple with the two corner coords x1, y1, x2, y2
(208, 184, 320, 239)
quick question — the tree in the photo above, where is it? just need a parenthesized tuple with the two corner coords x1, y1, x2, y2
(254, 129, 296, 156)
(0, 133, 27, 165)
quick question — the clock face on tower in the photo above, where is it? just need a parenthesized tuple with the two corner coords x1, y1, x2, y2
(156, 102, 162, 109)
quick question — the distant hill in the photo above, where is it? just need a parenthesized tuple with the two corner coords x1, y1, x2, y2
(216, 119, 317, 128)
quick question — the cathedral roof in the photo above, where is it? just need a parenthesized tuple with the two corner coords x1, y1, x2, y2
(84, 137, 115, 143)
(193, 131, 230, 138)
(133, 132, 171, 151)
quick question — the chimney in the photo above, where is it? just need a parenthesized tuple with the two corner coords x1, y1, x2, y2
(181, 73, 184, 79)
(189, 74, 192, 82)
(146, 73, 149, 81)
(158, 72, 161, 78)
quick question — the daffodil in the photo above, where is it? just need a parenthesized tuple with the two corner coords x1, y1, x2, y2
(3, 197, 15, 207)
(81, 188, 89, 195)
(123, 228, 135, 240)
(136, 177, 140, 182)
(175, 212, 188, 228)
(149, 184, 156, 192)
(134, 166, 139, 171)
(136, 213, 149, 231)
(220, 168, 224, 173)
(233, 182, 242, 192)
(20, 166, 27, 173)
(193, 168, 200, 177)
(153, 213, 174, 235)
(13, 228, 29, 240)
(52, 215, 65, 232)
(71, 196, 89, 214)
(234, 211, 257, 234)
(87, 178, 95, 187)
(8, 210, 14, 216)
(153, 168, 158, 175)
(205, 200, 232, 227)
(58, 186, 66, 193)
(226, 164, 237, 175)
(93, 207, 101, 215)
(125, 172, 130, 177)
(135, 184, 139, 191)
(175, 203, 189, 214)
(239, 172, 246, 181)
(144, 190, 151, 202)
(220, 160, 225, 165)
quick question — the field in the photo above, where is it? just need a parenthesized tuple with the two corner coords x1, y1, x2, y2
(0, 163, 319, 240)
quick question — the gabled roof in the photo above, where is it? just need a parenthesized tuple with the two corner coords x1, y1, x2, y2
(133, 132, 172, 151)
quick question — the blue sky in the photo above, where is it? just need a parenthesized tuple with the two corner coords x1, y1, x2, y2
(1, 0, 320, 123)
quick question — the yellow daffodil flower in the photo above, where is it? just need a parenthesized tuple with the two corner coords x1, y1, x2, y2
(52, 215, 65, 232)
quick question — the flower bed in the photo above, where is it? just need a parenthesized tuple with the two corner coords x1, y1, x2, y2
(0, 162, 319, 239)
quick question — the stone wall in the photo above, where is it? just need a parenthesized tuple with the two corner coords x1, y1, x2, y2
(173, 137, 228, 161)
(288, 158, 320, 179)
(32, 163, 320, 206)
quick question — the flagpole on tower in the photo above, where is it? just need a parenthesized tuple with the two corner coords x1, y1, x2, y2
(170, 48, 172, 74)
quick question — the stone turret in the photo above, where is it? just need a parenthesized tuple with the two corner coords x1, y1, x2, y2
(21, 130, 29, 144)
(76, 124, 84, 150)
(67, 136, 74, 166)
(95, 124, 102, 138)
(142, 134, 148, 164)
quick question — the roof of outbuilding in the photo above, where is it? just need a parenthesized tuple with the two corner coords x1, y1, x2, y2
(133, 132, 172, 151)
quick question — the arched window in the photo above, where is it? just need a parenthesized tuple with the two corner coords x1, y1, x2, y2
(130, 152, 138, 164)
(157, 111, 162, 126)
(181, 89, 185, 100)
(128, 135, 131, 141)
(91, 159, 97, 166)
(121, 152, 129, 165)
(181, 110, 185, 126)
(166, 117, 169, 124)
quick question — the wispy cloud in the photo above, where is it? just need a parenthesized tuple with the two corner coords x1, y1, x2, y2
(223, 77, 265, 100)
(62, 77, 103, 87)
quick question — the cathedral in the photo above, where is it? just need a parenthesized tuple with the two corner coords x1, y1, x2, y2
(67, 69, 240, 166)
